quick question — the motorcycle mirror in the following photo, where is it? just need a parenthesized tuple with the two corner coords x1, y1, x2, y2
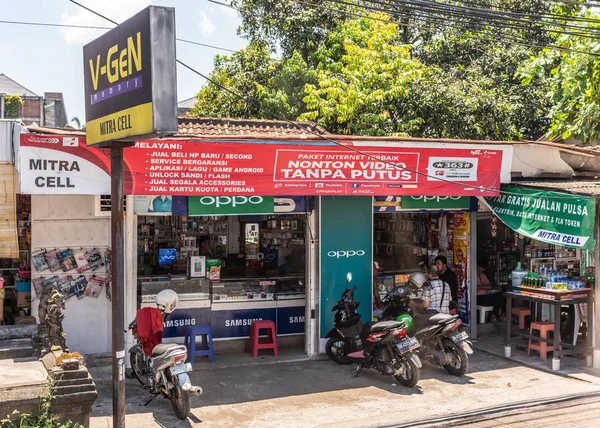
(346, 272, 353, 283)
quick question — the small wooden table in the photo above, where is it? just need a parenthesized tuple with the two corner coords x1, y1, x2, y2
(504, 286, 593, 370)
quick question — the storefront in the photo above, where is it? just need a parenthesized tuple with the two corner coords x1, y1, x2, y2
(135, 197, 311, 345)
(372, 196, 477, 324)
(475, 184, 597, 369)
(15, 129, 513, 357)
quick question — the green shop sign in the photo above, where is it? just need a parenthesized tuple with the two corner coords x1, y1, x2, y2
(484, 186, 596, 249)
(401, 196, 471, 210)
(188, 196, 274, 215)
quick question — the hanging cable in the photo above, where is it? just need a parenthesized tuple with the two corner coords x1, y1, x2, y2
(68, 0, 590, 199)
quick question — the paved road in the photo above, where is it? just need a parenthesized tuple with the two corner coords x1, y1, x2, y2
(89, 351, 600, 428)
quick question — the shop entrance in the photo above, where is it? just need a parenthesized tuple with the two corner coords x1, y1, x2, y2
(136, 211, 308, 354)
(373, 210, 471, 324)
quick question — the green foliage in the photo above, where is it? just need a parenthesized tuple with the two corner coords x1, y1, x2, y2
(300, 14, 425, 135)
(1, 389, 82, 428)
(192, 1, 578, 140)
(519, 6, 600, 144)
(4, 95, 23, 118)
(190, 41, 279, 118)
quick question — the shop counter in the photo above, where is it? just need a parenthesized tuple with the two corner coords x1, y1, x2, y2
(504, 286, 593, 370)
(137, 274, 306, 340)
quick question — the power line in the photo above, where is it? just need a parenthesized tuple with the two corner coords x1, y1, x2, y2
(67, 0, 588, 199)
(306, 0, 600, 57)
(361, 0, 600, 38)
(0, 19, 111, 30)
(0, 17, 238, 54)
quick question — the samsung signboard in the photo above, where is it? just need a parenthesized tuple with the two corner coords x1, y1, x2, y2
(83, 6, 177, 146)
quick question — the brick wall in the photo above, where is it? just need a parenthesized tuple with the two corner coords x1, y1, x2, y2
(21, 96, 42, 125)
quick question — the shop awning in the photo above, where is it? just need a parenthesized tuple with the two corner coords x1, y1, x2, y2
(481, 184, 596, 249)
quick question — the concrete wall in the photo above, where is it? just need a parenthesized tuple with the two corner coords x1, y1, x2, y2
(31, 195, 111, 355)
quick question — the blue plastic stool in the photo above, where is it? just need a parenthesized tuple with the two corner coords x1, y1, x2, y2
(184, 325, 215, 363)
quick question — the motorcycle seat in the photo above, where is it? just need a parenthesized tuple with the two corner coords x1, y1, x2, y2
(364, 320, 404, 333)
(430, 313, 456, 323)
(152, 343, 186, 357)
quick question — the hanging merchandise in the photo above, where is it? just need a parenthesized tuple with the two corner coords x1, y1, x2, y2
(32, 277, 44, 296)
(59, 249, 77, 272)
(45, 249, 62, 273)
(72, 276, 88, 299)
(57, 275, 75, 299)
(438, 215, 449, 251)
(105, 276, 112, 302)
(32, 250, 49, 272)
(74, 249, 90, 273)
(86, 248, 105, 272)
(84, 276, 104, 298)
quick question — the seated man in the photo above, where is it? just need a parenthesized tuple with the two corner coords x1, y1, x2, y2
(476, 264, 505, 323)
(410, 264, 451, 315)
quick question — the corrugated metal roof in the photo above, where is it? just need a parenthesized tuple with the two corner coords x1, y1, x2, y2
(0, 74, 38, 97)
(177, 97, 197, 109)
(514, 179, 600, 196)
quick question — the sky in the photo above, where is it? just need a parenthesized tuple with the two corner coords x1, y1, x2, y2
(0, 0, 247, 125)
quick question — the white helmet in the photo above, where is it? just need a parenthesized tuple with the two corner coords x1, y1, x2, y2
(156, 289, 179, 314)
(408, 272, 427, 289)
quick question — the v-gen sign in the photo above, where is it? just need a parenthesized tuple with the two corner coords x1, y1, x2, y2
(83, 6, 177, 146)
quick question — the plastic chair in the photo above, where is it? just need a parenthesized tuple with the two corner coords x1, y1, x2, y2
(476, 305, 494, 324)
(511, 307, 531, 330)
(528, 321, 561, 361)
(248, 320, 278, 358)
(184, 325, 215, 363)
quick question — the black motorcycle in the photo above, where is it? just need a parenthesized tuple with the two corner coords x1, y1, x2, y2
(324, 273, 365, 365)
(380, 285, 473, 376)
(347, 320, 422, 388)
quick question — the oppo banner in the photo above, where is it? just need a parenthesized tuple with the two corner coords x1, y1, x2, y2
(18, 134, 507, 196)
(320, 196, 373, 340)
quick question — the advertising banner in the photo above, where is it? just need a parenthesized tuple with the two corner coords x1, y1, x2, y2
(276, 306, 306, 335)
(83, 6, 177, 145)
(19, 134, 506, 196)
(320, 196, 373, 338)
(210, 307, 277, 339)
(161, 307, 211, 338)
(188, 196, 275, 216)
(483, 186, 596, 249)
(373, 196, 474, 212)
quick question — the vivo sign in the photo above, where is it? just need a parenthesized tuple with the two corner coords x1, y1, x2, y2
(327, 250, 366, 258)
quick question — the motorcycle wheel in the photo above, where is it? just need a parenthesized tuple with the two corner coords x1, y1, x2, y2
(130, 349, 149, 387)
(442, 338, 469, 376)
(325, 338, 352, 365)
(393, 355, 420, 388)
(170, 384, 191, 420)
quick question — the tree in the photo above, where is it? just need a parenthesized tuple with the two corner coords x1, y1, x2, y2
(189, 42, 279, 118)
(194, 1, 569, 140)
(519, 5, 600, 144)
(300, 14, 426, 136)
(3, 95, 23, 118)
(71, 117, 82, 129)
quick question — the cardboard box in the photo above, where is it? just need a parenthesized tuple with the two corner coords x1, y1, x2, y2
(17, 292, 31, 308)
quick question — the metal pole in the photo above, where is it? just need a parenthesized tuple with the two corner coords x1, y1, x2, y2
(111, 144, 126, 427)
(593, 199, 600, 368)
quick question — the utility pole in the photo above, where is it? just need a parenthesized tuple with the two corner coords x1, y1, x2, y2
(111, 144, 126, 427)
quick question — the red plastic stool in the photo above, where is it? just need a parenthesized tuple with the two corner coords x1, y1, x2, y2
(248, 320, 279, 358)
(511, 307, 531, 330)
(528, 321, 561, 361)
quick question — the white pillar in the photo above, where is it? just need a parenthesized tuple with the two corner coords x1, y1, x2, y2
(124, 196, 137, 368)
(305, 203, 320, 359)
